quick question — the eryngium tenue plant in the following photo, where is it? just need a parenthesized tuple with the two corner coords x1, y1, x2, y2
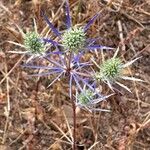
(10, 1, 143, 149)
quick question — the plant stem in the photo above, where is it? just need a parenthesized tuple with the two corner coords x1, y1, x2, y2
(71, 94, 76, 150)
(68, 52, 76, 149)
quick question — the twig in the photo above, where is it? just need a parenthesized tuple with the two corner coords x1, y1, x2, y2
(62, 109, 73, 142)
(120, 11, 145, 28)
(88, 141, 99, 150)
(0, 70, 21, 92)
(120, 27, 143, 47)
(50, 120, 72, 143)
(132, 44, 150, 59)
(0, 54, 25, 85)
(18, 134, 34, 150)
(0, 2, 12, 15)
(123, 23, 136, 54)
(138, 8, 150, 16)
(9, 129, 27, 146)
(2, 60, 10, 144)
(122, 56, 141, 112)
(117, 20, 125, 51)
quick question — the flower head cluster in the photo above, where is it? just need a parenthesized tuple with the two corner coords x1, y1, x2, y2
(10, 0, 143, 112)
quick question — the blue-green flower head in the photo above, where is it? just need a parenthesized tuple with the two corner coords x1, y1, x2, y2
(96, 58, 122, 82)
(77, 89, 94, 105)
(92, 54, 143, 92)
(62, 26, 86, 52)
(42, 2, 113, 54)
(24, 32, 45, 54)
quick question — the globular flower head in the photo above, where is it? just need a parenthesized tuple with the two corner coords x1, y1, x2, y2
(42, 1, 113, 54)
(8, 18, 53, 63)
(76, 86, 112, 112)
(77, 89, 94, 105)
(62, 26, 86, 52)
(93, 52, 143, 92)
(95, 58, 122, 82)
(24, 31, 45, 54)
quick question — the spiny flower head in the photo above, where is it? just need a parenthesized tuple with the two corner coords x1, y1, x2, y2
(93, 53, 143, 92)
(8, 18, 53, 63)
(42, 1, 113, 54)
(77, 89, 94, 105)
(62, 26, 86, 52)
(76, 86, 112, 112)
(24, 31, 45, 54)
(95, 58, 122, 82)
